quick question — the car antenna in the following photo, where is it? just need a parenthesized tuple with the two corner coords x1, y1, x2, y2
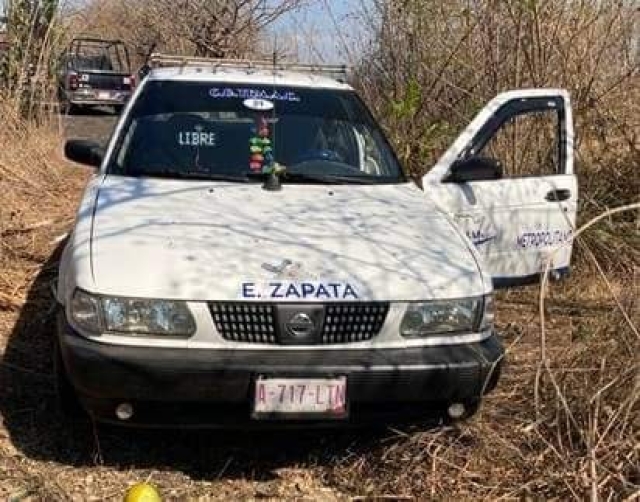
(262, 37, 282, 191)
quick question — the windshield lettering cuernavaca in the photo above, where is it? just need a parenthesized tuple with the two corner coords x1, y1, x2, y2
(110, 81, 405, 184)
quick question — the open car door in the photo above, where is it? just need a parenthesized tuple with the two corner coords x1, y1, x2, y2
(423, 89, 577, 288)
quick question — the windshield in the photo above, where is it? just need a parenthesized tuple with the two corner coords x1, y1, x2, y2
(67, 40, 130, 73)
(108, 81, 405, 184)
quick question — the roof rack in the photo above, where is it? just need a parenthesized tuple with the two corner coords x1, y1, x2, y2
(148, 53, 349, 82)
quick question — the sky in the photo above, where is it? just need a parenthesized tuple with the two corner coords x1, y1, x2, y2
(267, 1, 366, 64)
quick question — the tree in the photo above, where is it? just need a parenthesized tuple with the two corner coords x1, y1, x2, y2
(157, 0, 305, 57)
(2, 0, 61, 116)
(78, 0, 305, 64)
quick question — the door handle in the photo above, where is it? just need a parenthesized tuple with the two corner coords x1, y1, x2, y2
(545, 189, 571, 202)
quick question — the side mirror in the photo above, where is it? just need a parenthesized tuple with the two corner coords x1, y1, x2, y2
(445, 156, 503, 183)
(64, 139, 104, 168)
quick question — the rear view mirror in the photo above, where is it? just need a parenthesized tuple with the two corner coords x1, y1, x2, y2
(445, 156, 503, 183)
(64, 139, 104, 168)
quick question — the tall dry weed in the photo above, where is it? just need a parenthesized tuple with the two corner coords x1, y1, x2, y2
(0, 99, 81, 310)
(2, 0, 69, 120)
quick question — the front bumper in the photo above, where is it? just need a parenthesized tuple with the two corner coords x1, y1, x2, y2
(57, 315, 504, 427)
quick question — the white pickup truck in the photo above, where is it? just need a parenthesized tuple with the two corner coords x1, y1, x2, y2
(56, 55, 577, 427)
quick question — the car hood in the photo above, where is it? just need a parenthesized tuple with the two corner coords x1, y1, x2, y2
(88, 176, 487, 301)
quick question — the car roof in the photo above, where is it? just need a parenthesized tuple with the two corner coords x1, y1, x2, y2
(147, 66, 354, 91)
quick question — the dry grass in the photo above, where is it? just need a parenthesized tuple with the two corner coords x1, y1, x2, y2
(326, 278, 639, 499)
(0, 105, 83, 311)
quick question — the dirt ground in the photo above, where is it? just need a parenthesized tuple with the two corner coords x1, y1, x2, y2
(0, 111, 637, 500)
(62, 108, 118, 142)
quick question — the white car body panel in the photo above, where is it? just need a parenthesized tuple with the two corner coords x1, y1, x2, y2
(423, 89, 576, 282)
(60, 177, 488, 304)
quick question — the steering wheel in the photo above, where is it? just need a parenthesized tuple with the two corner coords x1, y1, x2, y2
(292, 149, 345, 165)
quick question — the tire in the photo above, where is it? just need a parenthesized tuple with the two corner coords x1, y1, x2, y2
(54, 339, 86, 419)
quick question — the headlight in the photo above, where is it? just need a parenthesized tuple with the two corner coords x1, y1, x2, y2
(70, 289, 103, 334)
(400, 296, 489, 338)
(70, 290, 196, 337)
(479, 294, 494, 331)
(103, 297, 195, 335)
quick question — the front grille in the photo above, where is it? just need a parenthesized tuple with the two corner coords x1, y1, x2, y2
(209, 302, 389, 345)
(321, 303, 389, 344)
(210, 303, 277, 344)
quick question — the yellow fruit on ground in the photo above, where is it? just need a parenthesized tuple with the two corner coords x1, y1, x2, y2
(124, 483, 161, 502)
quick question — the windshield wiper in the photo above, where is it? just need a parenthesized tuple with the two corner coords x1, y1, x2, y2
(132, 169, 251, 182)
(247, 171, 383, 185)
(283, 172, 385, 184)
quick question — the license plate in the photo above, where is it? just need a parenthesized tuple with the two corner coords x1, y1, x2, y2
(98, 91, 111, 99)
(253, 377, 347, 419)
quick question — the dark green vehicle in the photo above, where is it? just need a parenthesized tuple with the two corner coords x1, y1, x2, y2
(58, 37, 134, 114)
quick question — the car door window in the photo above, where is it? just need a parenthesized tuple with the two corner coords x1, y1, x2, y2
(460, 96, 567, 179)
(477, 109, 561, 177)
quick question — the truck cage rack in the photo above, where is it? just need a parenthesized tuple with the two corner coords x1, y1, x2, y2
(148, 53, 349, 82)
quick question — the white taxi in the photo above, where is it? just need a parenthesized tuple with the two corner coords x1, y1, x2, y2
(55, 55, 577, 427)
